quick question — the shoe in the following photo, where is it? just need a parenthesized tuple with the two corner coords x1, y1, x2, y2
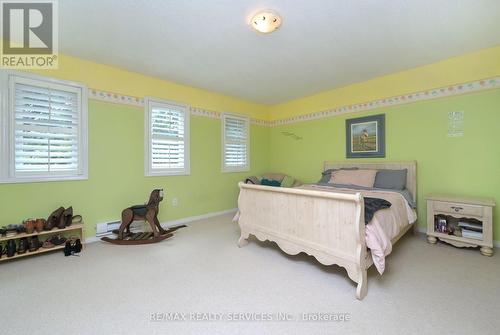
(3, 224, 25, 235)
(0, 244, 3, 259)
(48, 235, 67, 246)
(64, 241, 72, 256)
(0, 228, 6, 236)
(71, 215, 83, 225)
(64, 238, 82, 256)
(28, 236, 41, 252)
(45, 207, 64, 231)
(35, 219, 45, 233)
(73, 238, 82, 253)
(42, 240, 54, 249)
(18, 238, 28, 254)
(60, 207, 73, 229)
(6, 240, 16, 257)
(24, 219, 36, 234)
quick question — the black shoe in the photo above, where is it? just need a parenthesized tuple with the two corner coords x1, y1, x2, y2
(48, 235, 67, 246)
(3, 224, 24, 236)
(73, 239, 82, 253)
(28, 236, 41, 252)
(6, 240, 16, 257)
(64, 238, 82, 256)
(64, 241, 72, 256)
(18, 238, 28, 254)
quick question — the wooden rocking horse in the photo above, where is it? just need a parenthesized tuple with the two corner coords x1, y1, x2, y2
(101, 189, 186, 245)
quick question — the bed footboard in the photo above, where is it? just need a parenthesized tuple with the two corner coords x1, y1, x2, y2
(236, 182, 368, 300)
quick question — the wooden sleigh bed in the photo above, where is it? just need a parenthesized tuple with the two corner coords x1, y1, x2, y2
(235, 161, 417, 300)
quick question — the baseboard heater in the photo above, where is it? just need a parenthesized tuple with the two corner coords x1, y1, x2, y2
(96, 220, 143, 237)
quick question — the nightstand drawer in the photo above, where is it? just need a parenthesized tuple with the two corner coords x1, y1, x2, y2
(433, 201, 483, 217)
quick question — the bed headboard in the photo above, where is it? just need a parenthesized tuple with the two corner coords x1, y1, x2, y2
(323, 161, 417, 201)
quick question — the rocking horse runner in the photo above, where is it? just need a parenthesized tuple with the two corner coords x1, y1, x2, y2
(101, 189, 186, 245)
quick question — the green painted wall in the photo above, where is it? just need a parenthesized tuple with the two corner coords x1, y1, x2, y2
(0, 101, 269, 236)
(2, 90, 498, 241)
(268, 89, 500, 240)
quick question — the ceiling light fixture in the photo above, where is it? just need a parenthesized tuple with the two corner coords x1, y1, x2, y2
(251, 10, 282, 34)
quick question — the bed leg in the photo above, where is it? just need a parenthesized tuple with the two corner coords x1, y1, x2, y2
(356, 269, 368, 300)
(237, 233, 249, 247)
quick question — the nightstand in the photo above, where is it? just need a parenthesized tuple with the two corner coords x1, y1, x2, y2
(426, 194, 496, 256)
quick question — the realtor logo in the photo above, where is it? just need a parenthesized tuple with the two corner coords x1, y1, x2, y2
(1, 0, 58, 68)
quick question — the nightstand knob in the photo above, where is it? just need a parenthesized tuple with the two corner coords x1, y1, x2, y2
(451, 206, 463, 212)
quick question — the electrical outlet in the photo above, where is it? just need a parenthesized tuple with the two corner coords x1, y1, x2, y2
(172, 197, 178, 207)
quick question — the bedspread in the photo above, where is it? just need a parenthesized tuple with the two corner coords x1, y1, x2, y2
(299, 184, 417, 274)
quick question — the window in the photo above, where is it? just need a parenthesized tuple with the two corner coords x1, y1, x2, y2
(145, 97, 190, 176)
(222, 113, 250, 172)
(0, 71, 88, 183)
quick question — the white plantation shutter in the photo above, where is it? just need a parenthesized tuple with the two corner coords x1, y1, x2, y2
(145, 98, 190, 175)
(222, 113, 249, 172)
(0, 73, 88, 183)
(14, 83, 79, 173)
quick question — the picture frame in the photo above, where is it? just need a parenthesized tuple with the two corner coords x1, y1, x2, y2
(346, 114, 385, 158)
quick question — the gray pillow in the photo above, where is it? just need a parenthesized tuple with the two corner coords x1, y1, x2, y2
(318, 167, 358, 184)
(374, 169, 407, 190)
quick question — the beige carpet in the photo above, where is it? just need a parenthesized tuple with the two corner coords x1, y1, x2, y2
(1, 213, 499, 335)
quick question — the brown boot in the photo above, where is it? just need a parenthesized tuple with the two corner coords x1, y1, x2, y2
(24, 219, 35, 234)
(61, 207, 73, 228)
(45, 207, 64, 231)
(35, 218, 45, 232)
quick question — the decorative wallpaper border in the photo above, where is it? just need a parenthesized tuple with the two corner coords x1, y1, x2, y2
(89, 89, 144, 107)
(189, 107, 220, 119)
(89, 89, 266, 125)
(270, 77, 500, 126)
(88, 76, 500, 127)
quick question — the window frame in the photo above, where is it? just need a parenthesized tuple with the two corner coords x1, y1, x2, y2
(144, 96, 190, 177)
(221, 112, 250, 173)
(0, 70, 88, 184)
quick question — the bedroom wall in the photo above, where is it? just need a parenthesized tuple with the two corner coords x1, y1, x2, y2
(268, 88, 500, 240)
(1, 47, 499, 240)
(268, 45, 500, 120)
(32, 54, 269, 119)
(0, 55, 270, 237)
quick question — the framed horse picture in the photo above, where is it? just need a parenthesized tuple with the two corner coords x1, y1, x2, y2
(346, 114, 385, 158)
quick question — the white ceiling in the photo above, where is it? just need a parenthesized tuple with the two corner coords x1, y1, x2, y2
(59, 0, 500, 104)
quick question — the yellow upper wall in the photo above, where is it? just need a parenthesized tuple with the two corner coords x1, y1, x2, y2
(29, 53, 268, 119)
(23, 45, 500, 120)
(268, 45, 500, 120)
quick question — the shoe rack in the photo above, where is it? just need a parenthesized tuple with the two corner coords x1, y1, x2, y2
(0, 223, 85, 262)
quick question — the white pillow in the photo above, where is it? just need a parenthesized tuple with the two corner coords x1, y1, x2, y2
(329, 169, 377, 188)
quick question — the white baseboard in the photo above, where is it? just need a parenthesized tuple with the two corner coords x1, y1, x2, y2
(85, 208, 237, 244)
(415, 226, 500, 248)
(160, 208, 237, 228)
(88, 213, 499, 248)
